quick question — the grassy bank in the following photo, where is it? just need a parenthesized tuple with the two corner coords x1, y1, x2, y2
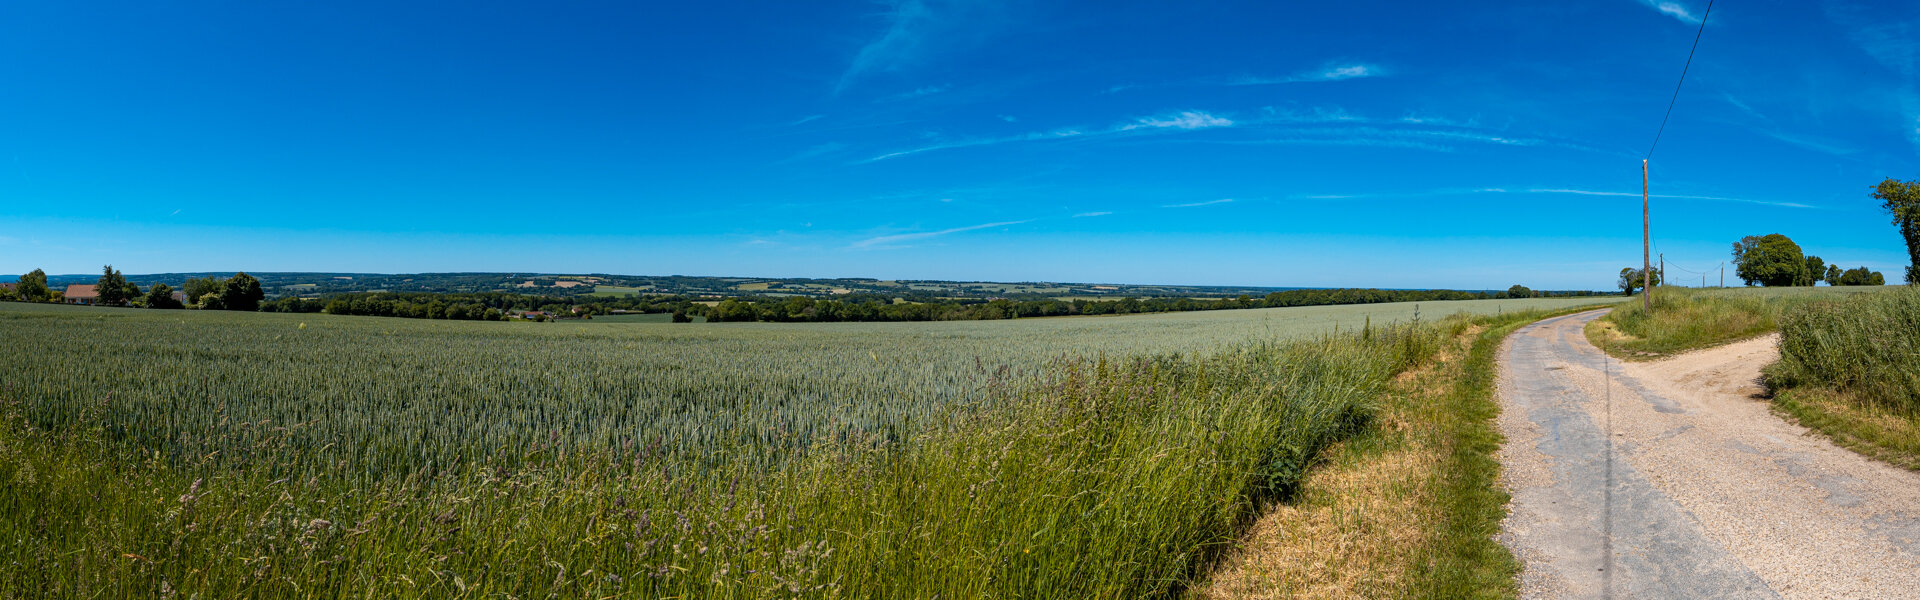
(1586, 286, 1887, 360)
(1196, 304, 1613, 599)
(1764, 287, 1920, 469)
(1, 301, 1474, 598)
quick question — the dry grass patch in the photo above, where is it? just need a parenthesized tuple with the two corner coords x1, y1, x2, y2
(1194, 326, 1470, 599)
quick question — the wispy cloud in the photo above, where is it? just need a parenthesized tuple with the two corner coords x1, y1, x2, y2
(789, 114, 825, 126)
(1233, 63, 1386, 85)
(1285, 187, 1810, 209)
(778, 142, 848, 164)
(1164, 198, 1233, 208)
(1526, 188, 1814, 208)
(1124, 111, 1233, 130)
(862, 110, 1233, 163)
(881, 84, 950, 102)
(837, 0, 935, 94)
(853, 220, 1030, 248)
(1639, 0, 1703, 24)
(1073, 211, 1112, 218)
(1718, 94, 1857, 156)
(1823, 5, 1918, 151)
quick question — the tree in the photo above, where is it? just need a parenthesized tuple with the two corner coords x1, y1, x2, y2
(1507, 284, 1533, 299)
(144, 283, 184, 309)
(1731, 234, 1806, 287)
(1801, 256, 1826, 286)
(17, 269, 50, 303)
(1618, 267, 1662, 295)
(97, 265, 133, 306)
(222, 272, 264, 311)
(184, 276, 223, 305)
(1836, 266, 1887, 286)
(1825, 264, 1843, 286)
(1874, 177, 1920, 284)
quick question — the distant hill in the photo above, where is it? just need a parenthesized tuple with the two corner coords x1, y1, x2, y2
(15, 271, 1323, 301)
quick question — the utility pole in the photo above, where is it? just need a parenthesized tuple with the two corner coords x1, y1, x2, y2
(1720, 262, 1724, 288)
(1643, 160, 1652, 310)
(1660, 253, 1665, 286)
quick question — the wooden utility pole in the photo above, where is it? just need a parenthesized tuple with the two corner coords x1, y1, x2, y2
(1660, 253, 1665, 285)
(1643, 160, 1652, 310)
(1720, 262, 1724, 288)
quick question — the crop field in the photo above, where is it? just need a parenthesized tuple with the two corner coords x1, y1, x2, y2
(0, 296, 1612, 597)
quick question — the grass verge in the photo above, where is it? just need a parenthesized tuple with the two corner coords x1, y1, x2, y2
(1764, 286, 1920, 470)
(1195, 304, 1612, 599)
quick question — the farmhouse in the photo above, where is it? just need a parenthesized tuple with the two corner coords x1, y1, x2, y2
(64, 284, 99, 305)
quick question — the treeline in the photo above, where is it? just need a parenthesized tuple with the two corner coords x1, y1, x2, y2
(11, 267, 1609, 325)
(1, 266, 265, 311)
(705, 287, 1610, 323)
(260, 291, 705, 321)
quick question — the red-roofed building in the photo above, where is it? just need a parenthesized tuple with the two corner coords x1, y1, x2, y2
(64, 284, 99, 305)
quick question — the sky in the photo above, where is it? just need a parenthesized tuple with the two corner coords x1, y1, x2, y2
(3, 1, 1917, 289)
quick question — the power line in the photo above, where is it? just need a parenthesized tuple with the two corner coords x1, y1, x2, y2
(1645, 0, 1716, 159)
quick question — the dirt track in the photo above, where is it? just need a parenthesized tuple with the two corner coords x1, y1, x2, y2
(1495, 310, 1920, 599)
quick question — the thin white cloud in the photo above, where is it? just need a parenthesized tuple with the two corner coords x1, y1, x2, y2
(790, 114, 825, 126)
(1073, 211, 1112, 218)
(779, 142, 848, 164)
(853, 220, 1030, 248)
(837, 1, 934, 94)
(1718, 94, 1857, 156)
(1319, 64, 1377, 80)
(861, 110, 1231, 163)
(1826, 5, 1919, 151)
(1640, 0, 1702, 24)
(881, 84, 950, 102)
(835, 1, 1010, 95)
(1526, 188, 1814, 208)
(1125, 111, 1233, 130)
(1164, 198, 1233, 208)
(1234, 63, 1386, 85)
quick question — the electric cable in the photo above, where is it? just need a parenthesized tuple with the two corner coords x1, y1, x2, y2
(1646, 0, 1715, 160)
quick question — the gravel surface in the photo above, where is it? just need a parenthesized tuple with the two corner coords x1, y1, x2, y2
(1495, 310, 1920, 599)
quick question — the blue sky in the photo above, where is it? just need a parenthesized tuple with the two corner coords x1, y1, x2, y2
(3, 1, 1917, 289)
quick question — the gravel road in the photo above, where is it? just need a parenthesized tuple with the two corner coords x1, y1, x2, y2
(1495, 309, 1920, 599)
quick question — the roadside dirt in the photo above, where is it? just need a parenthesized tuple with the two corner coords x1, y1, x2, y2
(1496, 310, 1920, 599)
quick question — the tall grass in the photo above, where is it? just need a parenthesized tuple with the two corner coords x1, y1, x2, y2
(1600, 287, 1781, 357)
(0, 302, 1453, 597)
(1768, 286, 1920, 414)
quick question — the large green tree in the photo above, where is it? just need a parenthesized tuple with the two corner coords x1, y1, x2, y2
(184, 276, 223, 305)
(1875, 178, 1920, 284)
(1507, 284, 1534, 298)
(16, 269, 50, 303)
(1731, 234, 1807, 287)
(223, 272, 265, 311)
(1825, 264, 1843, 286)
(1800, 256, 1826, 286)
(96, 265, 133, 306)
(144, 283, 184, 309)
